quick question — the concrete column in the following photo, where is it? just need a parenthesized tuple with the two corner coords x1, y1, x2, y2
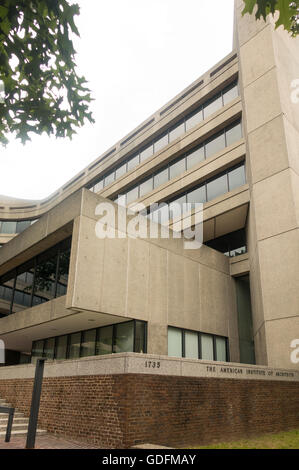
(234, 0, 299, 368)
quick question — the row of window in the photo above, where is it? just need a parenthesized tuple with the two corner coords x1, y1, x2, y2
(30, 323, 228, 364)
(114, 120, 243, 206)
(145, 162, 246, 225)
(89, 81, 239, 193)
(31, 320, 147, 362)
(168, 327, 229, 362)
(0, 219, 37, 235)
(0, 237, 71, 316)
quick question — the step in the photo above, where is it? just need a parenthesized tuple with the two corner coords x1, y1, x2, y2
(0, 413, 23, 418)
(0, 424, 28, 432)
(0, 418, 28, 425)
(0, 428, 47, 437)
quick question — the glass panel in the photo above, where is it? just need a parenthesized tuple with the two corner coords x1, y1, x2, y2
(135, 321, 146, 353)
(115, 162, 127, 179)
(186, 145, 205, 169)
(139, 177, 153, 198)
(0, 284, 13, 315)
(201, 334, 214, 360)
(207, 174, 228, 201)
(20, 353, 31, 364)
(187, 186, 206, 205)
(185, 331, 199, 359)
(104, 171, 115, 187)
(12, 260, 35, 313)
(185, 108, 203, 131)
(0, 272, 15, 315)
(216, 337, 227, 362)
(56, 238, 71, 298)
(44, 337, 55, 360)
(126, 186, 139, 204)
(228, 165, 246, 191)
(56, 335, 68, 360)
(69, 332, 81, 359)
(140, 144, 153, 162)
(93, 179, 103, 193)
(33, 246, 58, 305)
(203, 94, 223, 119)
(169, 156, 186, 180)
(223, 83, 239, 106)
(127, 154, 139, 171)
(168, 327, 182, 358)
(205, 132, 226, 159)
(154, 167, 169, 189)
(114, 322, 134, 353)
(169, 121, 185, 143)
(151, 204, 169, 226)
(16, 220, 31, 233)
(96, 325, 113, 355)
(0, 221, 17, 234)
(31, 340, 44, 362)
(226, 122, 242, 147)
(169, 195, 187, 220)
(154, 133, 168, 153)
(81, 329, 96, 358)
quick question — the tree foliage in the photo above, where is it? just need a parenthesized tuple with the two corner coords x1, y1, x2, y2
(242, 0, 299, 36)
(0, 0, 94, 146)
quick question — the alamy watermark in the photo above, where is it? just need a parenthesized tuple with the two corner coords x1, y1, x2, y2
(0, 339, 5, 364)
(291, 79, 299, 104)
(95, 198, 203, 250)
(0, 80, 4, 104)
(290, 339, 299, 364)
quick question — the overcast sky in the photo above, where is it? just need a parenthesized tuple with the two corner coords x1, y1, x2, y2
(0, 0, 235, 201)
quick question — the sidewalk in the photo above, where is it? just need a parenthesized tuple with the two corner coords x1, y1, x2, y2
(0, 433, 101, 449)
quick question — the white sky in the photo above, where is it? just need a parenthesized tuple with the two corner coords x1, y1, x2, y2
(0, 0, 235, 201)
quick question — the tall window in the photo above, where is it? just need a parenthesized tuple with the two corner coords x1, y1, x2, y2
(0, 237, 72, 316)
(89, 81, 240, 194)
(167, 327, 229, 362)
(31, 320, 147, 362)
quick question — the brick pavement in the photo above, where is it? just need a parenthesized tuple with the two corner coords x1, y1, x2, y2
(0, 433, 102, 449)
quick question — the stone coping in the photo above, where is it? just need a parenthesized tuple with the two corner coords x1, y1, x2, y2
(0, 353, 298, 382)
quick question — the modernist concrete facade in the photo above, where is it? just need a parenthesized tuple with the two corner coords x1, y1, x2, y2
(0, 1, 298, 372)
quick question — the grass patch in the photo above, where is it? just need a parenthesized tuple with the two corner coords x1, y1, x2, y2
(191, 429, 299, 449)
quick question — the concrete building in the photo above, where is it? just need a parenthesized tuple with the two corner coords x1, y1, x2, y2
(0, 0, 298, 371)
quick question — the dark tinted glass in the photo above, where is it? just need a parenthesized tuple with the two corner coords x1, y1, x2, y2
(12, 260, 34, 313)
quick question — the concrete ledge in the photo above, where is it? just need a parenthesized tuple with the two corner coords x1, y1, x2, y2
(0, 353, 298, 382)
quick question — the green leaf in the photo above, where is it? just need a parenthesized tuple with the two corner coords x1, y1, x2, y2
(0, 0, 94, 146)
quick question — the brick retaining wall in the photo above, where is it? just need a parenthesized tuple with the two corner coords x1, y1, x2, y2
(0, 374, 299, 448)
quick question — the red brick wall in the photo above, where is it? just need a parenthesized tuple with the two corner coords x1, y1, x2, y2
(0, 374, 299, 448)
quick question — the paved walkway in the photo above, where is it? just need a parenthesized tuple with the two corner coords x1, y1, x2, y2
(0, 433, 101, 449)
